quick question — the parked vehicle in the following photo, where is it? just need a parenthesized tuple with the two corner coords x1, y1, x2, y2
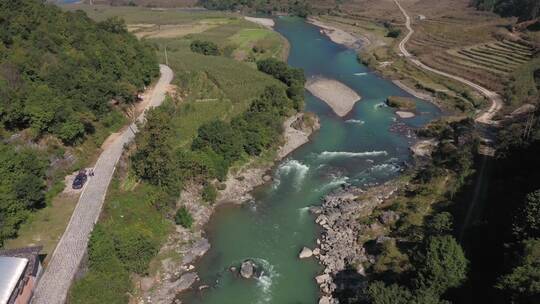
(72, 169, 88, 189)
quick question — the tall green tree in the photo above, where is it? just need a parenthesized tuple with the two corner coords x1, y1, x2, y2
(496, 238, 540, 303)
(513, 190, 540, 240)
(131, 108, 177, 188)
(0, 143, 46, 245)
(416, 235, 468, 294)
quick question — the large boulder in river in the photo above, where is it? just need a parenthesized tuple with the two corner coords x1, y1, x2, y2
(240, 260, 255, 279)
(299, 247, 313, 259)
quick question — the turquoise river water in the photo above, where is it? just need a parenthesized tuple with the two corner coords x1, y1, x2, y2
(182, 17, 440, 304)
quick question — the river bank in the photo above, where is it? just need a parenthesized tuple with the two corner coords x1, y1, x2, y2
(134, 113, 320, 303)
(311, 182, 401, 304)
(307, 18, 442, 113)
(307, 17, 368, 50)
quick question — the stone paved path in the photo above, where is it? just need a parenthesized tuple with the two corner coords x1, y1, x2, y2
(32, 65, 173, 304)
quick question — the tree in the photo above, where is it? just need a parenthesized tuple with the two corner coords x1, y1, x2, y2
(0, 143, 46, 245)
(367, 281, 413, 304)
(192, 120, 244, 163)
(416, 235, 468, 294)
(496, 238, 540, 303)
(131, 107, 178, 188)
(426, 212, 454, 235)
(0, 0, 158, 143)
(513, 190, 540, 240)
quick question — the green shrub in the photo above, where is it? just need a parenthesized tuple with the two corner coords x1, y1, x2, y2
(386, 29, 402, 38)
(202, 183, 218, 204)
(113, 225, 159, 274)
(69, 269, 130, 304)
(190, 40, 220, 56)
(175, 206, 194, 228)
(426, 212, 454, 235)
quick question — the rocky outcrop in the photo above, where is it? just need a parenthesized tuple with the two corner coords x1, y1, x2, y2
(240, 260, 256, 279)
(135, 186, 212, 304)
(411, 138, 438, 158)
(312, 183, 399, 303)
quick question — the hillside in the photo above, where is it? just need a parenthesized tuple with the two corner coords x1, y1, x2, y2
(472, 0, 540, 21)
(0, 0, 158, 245)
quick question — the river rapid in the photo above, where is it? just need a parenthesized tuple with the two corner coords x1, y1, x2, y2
(181, 17, 440, 304)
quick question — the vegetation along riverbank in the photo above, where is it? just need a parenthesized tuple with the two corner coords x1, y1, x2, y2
(52, 4, 321, 303)
(2, 1, 538, 304)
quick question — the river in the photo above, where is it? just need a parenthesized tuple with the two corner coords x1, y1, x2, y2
(181, 17, 440, 304)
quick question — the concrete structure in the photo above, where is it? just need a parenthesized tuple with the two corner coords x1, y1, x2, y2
(0, 247, 42, 304)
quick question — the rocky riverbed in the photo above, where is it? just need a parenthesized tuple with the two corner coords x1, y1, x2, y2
(310, 182, 400, 304)
(134, 113, 320, 304)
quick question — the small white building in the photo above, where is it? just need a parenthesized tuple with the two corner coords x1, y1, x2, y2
(0, 247, 42, 304)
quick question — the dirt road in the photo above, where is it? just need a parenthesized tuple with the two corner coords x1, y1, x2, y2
(393, 0, 503, 125)
(32, 64, 173, 304)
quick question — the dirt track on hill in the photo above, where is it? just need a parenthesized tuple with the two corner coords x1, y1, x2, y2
(394, 0, 503, 125)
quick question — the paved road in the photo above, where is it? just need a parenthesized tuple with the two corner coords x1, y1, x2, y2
(32, 64, 173, 304)
(393, 0, 502, 125)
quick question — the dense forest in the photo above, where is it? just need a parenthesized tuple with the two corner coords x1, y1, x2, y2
(471, 0, 540, 21)
(0, 0, 158, 245)
(199, 0, 312, 17)
(454, 106, 540, 304)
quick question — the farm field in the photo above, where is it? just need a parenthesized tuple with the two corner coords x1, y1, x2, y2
(311, 0, 538, 113)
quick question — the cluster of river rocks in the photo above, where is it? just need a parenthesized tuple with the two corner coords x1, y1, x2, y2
(304, 183, 399, 304)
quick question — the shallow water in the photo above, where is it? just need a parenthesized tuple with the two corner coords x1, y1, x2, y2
(181, 17, 439, 304)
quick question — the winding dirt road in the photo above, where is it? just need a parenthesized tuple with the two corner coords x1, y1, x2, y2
(393, 0, 503, 125)
(32, 64, 173, 304)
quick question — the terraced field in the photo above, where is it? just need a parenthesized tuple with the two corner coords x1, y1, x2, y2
(448, 41, 532, 73)
(410, 31, 535, 92)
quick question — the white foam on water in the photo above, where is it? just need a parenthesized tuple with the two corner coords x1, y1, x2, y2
(276, 159, 310, 189)
(354, 72, 367, 76)
(374, 102, 388, 109)
(252, 258, 280, 304)
(345, 119, 365, 125)
(271, 177, 281, 190)
(370, 163, 400, 174)
(298, 206, 310, 214)
(318, 150, 388, 160)
(316, 175, 349, 192)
